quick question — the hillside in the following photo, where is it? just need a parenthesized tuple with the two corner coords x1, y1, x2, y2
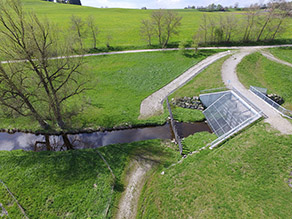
(21, 0, 292, 50)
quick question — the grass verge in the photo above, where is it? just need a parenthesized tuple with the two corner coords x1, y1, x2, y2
(138, 122, 292, 218)
(169, 55, 230, 99)
(269, 47, 292, 64)
(0, 139, 180, 218)
(171, 107, 205, 123)
(237, 52, 292, 110)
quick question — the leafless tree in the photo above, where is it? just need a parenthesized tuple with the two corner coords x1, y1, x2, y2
(106, 34, 113, 49)
(150, 10, 182, 48)
(151, 10, 165, 46)
(199, 14, 208, 44)
(70, 15, 86, 47)
(163, 10, 182, 47)
(140, 19, 154, 46)
(0, 0, 87, 149)
(87, 15, 99, 49)
(256, 2, 276, 41)
(270, 0, 292, 40)
(242, 5, 260, 42)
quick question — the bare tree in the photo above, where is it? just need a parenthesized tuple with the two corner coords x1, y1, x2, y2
(270, 0, 292, 40)
(256, 3, 276, 41)
(149, 10, 182, 48)
(199, 14, 208, 44)
(140, 19, 154, 46)
(242, 5, 260, 42)
(163, 10, 182, 47)
(106, 34, 113, 49)
(70, 15, 86, 47)
(87, 15, 99, 49)
(0, 0, 87, 149)
(222, 15, 237, 42)
(151, 10, 165, 46)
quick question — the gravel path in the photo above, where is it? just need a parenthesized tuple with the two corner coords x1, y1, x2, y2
(115, 158, 153, 219)
(1, 45, 292, 64)
(139, 51, 232, 119)
(221, 49, 292, 135)
(261, 50, 292, 67)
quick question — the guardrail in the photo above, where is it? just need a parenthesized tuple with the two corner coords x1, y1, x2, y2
(250, 86, 292, 119)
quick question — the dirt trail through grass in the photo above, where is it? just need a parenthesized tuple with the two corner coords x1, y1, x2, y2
(115, 157, 153, 219)
(261, 50, 292, 67)
(221, 49, 292, 134)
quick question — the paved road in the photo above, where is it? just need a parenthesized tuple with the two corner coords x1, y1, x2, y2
(221, 49, 292, 135)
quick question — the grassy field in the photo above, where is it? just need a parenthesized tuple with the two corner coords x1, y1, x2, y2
(0, 51, 220, 130)
(269, 47, 292, 64)
(19, 0, 292, 51)
(0, 50, 219, 131)
(138, 122, 292, 218)
(237, 52, 292, 110)
(0, 139, 180, 218)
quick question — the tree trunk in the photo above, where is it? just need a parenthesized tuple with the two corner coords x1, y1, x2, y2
(45, 135, 52, 151)
(62, 134, 74, 150)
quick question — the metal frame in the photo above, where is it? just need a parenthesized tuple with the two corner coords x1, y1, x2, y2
(201, 90, 262, 149)
(250, 86, 292, 119)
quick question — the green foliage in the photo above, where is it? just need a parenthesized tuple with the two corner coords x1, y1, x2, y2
(0, 139, 179, 218)
(237, 52, 292, 110)
(171, 107, 205, 122)
(138, 122, 292, 218)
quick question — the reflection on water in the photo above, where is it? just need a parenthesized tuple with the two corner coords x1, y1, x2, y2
(0, 122, 211, 151)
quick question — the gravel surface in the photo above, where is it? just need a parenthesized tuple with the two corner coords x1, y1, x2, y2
(221, 49, 292, 135)
(115, 158, 153, 219)
(261, 50, 292, 67)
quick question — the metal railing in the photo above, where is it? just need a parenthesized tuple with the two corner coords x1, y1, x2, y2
(166, 98, 183, 155)
(250, 86, 292, 119)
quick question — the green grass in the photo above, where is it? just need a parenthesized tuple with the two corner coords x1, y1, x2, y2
(0, 139, 180, 218)
(138, 122, 292, 218)
(182, 131, 217, 152)
(18, 0, 292, 51)
(269, 47, 292, 64)
(169, 54, 230, 99)
(0, 50, 219, 131)
(171, 107, 205, 123)
(237, 52, 292, 110)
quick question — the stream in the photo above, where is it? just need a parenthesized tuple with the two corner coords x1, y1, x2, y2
(0, 122, 211, 151)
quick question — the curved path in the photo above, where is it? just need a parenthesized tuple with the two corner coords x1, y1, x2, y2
(139, 51, 232, 119)
(261, 50, 292, 67)
(1, 45, 292, 64)
(137, 45, 292, 119)
(221, 48, 292, 135)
